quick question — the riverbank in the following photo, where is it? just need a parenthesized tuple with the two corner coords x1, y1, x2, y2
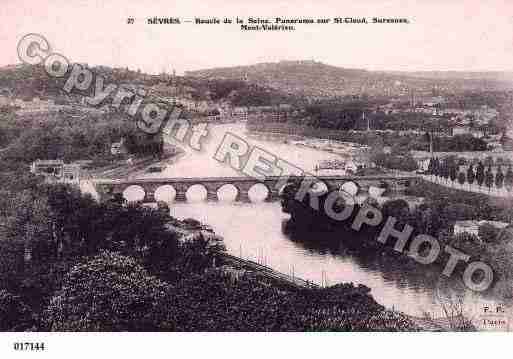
(216, 250, 472, 331)
(84, 144, 185, 180)
(161, 213, 471, 331)
(246, 128, 368, 175)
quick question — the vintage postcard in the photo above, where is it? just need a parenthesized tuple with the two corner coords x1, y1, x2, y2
(0, 0, 512, 356)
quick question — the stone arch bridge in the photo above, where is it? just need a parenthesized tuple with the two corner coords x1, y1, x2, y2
(93, 175, 420, 203)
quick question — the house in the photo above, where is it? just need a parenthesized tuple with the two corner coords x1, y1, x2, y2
(451, 124, 484, 138)
(452, 124, 471, 136)
(111, 138, 128, 155)
(231, 106, 249, 121)
(206, 108, 221, 122)
(61, 164, 81, 183)
(415, 156, 431, 172)
(453, 220, 509, 239)
(14, 97, 57, 113)
(30, 159, 65, 176)
(30, 160, 80, 184)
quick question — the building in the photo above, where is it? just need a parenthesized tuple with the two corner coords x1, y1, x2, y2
(206, 108, 221, 122)
(230, 106, 249, 121)
(414, 156, 431, 172)
(30, 160, 80, 184)
(453, 220, 509, 239)
(451, 124, 485, 138)
(14, 97, 59, 114)
(61, 164, 81, 183)
(111, 138, 128, 155)
(30, 159, 65, 176)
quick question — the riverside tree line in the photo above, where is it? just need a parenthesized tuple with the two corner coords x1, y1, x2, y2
(426, 157, 513, 192)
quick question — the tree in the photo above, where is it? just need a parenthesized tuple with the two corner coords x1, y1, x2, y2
(440, 159, 450, 180)
(443, 203, 477, 222)
(505, 165, 513, 191)
(45, 252, 172, 331)
(0, 290, 35, 331)
(5, 190, 53, 263)
(431, 157, 440, 177)
(484, 165, 494, 191)
(381, 199, 410, 221)
(449, 161, 458, 183)
(427, 158, 435, 174)
(478, 223, 500, 244)
(495, 165, 504, 189)
(434, 157, 441, 176)
(467, 164, 475, 186)
(457, 171, 466, 186)
(44, 184, 106, 257)
(476, 161, 485, 187)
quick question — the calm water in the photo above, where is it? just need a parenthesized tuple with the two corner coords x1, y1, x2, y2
(124, 123, 502, 322)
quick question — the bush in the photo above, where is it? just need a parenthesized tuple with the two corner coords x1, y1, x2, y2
(478, 223, 501, 244)
(373, 153, 418, 171)
(449, 232, 485, 258)
(0, 290, 35, 331)
(45, 252, 171, 331)
(444, 203, 478, 222)
(381, 199, 410, 221)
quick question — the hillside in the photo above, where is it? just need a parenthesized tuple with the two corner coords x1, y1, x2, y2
(0, 63, 297, 108)
(186, 60, 513, 98)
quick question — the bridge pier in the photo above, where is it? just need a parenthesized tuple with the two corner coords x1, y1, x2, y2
(265, 189, 281, 202)
(174, 190, 187, 202)
(206, 189, 218, 202)
(144, 190, 155, 203)
(236, 190, 251, 203)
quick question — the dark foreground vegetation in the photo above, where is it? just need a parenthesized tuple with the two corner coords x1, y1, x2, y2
(0, 174, 419, 331)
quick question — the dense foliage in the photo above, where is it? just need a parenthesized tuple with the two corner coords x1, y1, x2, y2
(0, 176, 418, 331)
(44, 251, 417, 331)
(45, 252, 171, 331)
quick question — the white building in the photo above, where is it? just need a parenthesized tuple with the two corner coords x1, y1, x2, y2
(453, 220, 509, 239)
(30, 160, 80, 184)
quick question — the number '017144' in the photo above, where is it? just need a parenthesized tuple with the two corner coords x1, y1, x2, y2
(13, 342, 45, 351)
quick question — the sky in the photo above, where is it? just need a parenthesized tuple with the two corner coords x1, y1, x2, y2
(1, 0, 513, 74)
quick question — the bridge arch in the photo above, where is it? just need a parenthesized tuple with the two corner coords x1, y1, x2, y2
(248, 183, 270, 202)
(154, 185, 176, 202)
(217, 183, 239, 202)
(186, 184, 208, 202)
(123, 185, 146, 202)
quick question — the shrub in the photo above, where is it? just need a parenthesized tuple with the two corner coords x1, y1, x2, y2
(457, 172, 466, 185)
(381, 199, 410, 221)
(45, 252, 171, 331)
(0, 290, 35, 331)
(478, 223, 501, 244)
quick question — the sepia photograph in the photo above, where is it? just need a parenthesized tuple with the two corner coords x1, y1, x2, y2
(0, 0, 512, 356)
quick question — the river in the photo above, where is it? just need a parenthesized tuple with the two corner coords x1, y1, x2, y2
(122, 123, 502, 324)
